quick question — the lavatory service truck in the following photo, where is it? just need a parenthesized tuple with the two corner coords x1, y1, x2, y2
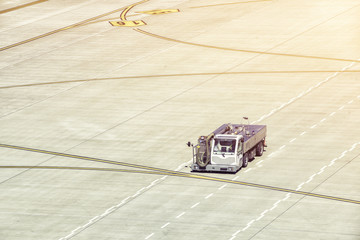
(187, 122, 267, 173)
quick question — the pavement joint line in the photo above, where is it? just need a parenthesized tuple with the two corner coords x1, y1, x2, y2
(3, 70, 360, 90)
(190, 0, 272, 9)
(1, 145, 358, 204)
(0, 5, 129, 52)
(135, 28, 360, 64)
(257, 94, 358, 172)
(0, 0, 48, 14)
(3, 80, 360, 239)
(56, 157, 191, 240)
(231, 141, 360, 238)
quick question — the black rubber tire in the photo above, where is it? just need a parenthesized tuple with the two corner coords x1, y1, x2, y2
(242, 153, 249, 167)
(256, 142, 264, 156)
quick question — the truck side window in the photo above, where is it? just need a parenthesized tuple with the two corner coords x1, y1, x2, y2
(237, 141, 242, 153)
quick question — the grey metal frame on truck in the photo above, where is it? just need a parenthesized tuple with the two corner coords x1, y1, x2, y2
(188, 123, 266, 173)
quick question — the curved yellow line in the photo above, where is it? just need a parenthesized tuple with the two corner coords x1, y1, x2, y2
(190, 0, 271, 9)
(1, 70, 359, 89)
(134, 28, 360, 63)
(1, 143, 359, 205)
(120, 0, 149, 20)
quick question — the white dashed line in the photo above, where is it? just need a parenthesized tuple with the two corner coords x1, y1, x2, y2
(145, 233, 154, 239)
(205, 193, 214, 199)
(191, 202, 200, 209)
(176, 212, 186, 219)
(218, 184, 227, 190)
(300, 131, 306, 136)
(289, 138, 297, 143)
(161, 222, 170, 229)
(255, 160, 263, 166)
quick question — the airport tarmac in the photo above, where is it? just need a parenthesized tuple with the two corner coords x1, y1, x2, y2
(0, 0, 359, 239)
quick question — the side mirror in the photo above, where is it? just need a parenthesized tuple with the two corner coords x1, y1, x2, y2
(187, 141, 192, 147)
(240, 138, 244, 143)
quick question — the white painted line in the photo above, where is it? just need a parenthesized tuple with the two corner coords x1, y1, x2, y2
(289, 138, 297, 143)
(296, 182, 305, 191)
(282, 193, 291, 201)
(205, 193, 214, 199)
(255, 160, 263, 166)
(218, 184, 227, 190)
(317, 166, 327, 175)
(268, 152, 276, 157)
(232, 230, 241, 236)
(232, 176, 239, 180)
(320, 118, 326, 123)
(145, 233, 154, 239)
(305, 174, 316, 184)
(191, 202, 200, 209)
(300, 131, 306, 136)
(161, 222, 170, 229)
(338, 105, 345, 110)
(279, 145, 286, 150)
(348, 100, 354, 104)
(244, 168, 252, 173)
(310, 124, 317, 129)
(176, 212, 186, 219)
(330, 112, 336, 117)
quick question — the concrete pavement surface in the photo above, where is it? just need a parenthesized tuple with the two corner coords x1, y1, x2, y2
(0, 0, 359, 239)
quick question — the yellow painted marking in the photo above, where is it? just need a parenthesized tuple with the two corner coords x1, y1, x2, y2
(190, 0, 271, 9)
(109, 20, 146, 27)
(120, 0, 149, 20)
(0, 0, 150, 51)
(136, 9, 180, 15)
(0, 0, 48, 14)
(0, 6, 128, 52)
(134, 28, 360, 63)
(1, 70, 360, 89)
(0, 143, 359, 205)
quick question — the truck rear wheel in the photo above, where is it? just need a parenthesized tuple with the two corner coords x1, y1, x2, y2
(242, 153, 249, 167)
(256, 142, 264, 156)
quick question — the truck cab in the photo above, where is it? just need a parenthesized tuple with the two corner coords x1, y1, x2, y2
(211, 135, 244, 168)
(189, 123, 266, 173)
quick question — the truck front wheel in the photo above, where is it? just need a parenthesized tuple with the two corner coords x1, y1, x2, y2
(242, 153, 249, 167)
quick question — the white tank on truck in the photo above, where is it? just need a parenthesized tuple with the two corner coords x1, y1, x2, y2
(187, 120, 267, 173)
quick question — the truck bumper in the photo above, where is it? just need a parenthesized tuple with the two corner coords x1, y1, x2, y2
(191, 163, 240, 173)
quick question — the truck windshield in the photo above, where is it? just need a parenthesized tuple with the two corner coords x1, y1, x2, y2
(213, 139, 236, 154)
